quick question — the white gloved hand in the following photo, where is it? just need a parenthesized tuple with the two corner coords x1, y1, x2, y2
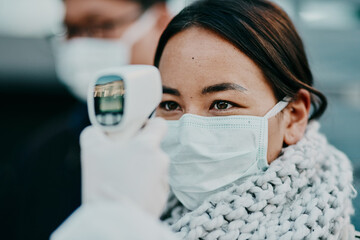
(80, 117, 170, 217)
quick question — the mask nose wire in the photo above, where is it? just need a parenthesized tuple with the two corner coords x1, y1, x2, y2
(264, 97, 291, 119)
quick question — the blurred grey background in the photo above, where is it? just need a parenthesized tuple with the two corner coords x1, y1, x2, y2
(0, 0, 359, 230)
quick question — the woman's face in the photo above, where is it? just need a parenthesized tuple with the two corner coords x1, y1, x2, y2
(156, 27, 289, 163)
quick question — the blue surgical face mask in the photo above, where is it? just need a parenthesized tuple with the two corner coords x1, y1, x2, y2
(161, 99, 290, 210)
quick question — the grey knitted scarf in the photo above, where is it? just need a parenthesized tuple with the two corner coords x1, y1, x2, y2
(162, 122, 356, 239)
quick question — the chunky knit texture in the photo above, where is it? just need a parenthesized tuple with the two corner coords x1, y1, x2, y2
(162, 122, 356, 239)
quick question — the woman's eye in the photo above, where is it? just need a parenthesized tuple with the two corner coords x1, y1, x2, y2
(160, 101, 181, 111)
(213, 101, 234, 110)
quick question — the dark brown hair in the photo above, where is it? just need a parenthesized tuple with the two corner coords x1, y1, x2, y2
(154, 0, 327, 120)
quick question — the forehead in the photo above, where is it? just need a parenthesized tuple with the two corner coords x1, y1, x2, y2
(65, 0, 141, 25)
(159, 27, 270, 93)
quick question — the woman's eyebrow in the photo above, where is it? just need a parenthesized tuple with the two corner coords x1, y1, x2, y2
(163, 86, 181, 96)
(201, 83, 247, 94)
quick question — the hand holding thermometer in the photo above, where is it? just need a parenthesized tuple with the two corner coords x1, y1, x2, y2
(87, 65, 162, 140)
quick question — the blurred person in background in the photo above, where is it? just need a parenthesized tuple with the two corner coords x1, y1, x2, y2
(52, 0, 172, 102)
(6, 0, 172, 239)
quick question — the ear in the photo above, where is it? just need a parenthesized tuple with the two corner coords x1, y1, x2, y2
(152, 3, 172, 31)
(283, 89, 311, 145)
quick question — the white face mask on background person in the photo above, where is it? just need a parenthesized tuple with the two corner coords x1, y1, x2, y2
(161, 99, 290, 210)
(51, 9, 158, 102)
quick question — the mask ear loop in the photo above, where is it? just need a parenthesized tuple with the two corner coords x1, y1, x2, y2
(121, 8, 158, 45)
(264, 97, 292, 119)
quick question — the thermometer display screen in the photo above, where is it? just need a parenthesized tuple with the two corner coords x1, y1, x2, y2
(94, 76, 125, 126)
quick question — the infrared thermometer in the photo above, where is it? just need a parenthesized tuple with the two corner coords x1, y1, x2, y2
(87, 65, 162, 140)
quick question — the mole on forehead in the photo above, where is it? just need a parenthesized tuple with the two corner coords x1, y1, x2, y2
(169, 33, 245, 65)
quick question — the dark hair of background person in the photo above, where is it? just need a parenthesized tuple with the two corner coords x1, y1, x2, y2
(135, 0, 167, 9)
(154, 0, 327, 120)
(63, 0, 167, 9)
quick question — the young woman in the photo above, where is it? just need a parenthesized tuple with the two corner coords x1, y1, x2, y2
(153, 1, 356, 239)
(52, 0, 357, 239)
